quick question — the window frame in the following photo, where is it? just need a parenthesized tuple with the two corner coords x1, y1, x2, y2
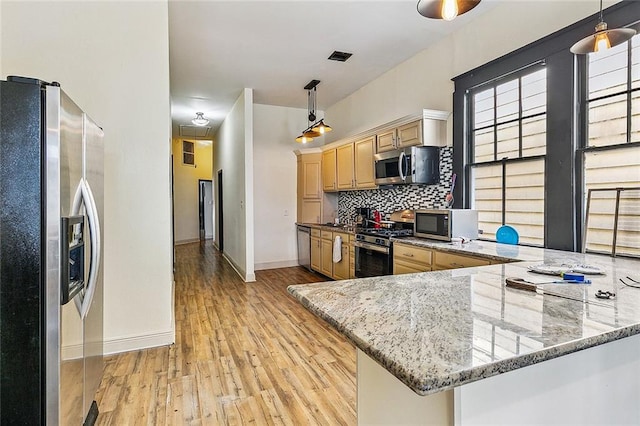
(452, 1, 640, 252)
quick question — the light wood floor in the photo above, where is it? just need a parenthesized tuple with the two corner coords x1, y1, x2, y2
(95, 241, 356, 425)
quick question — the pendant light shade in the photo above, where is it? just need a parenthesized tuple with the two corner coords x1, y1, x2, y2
(570, 0, 636, 55)
(295, 131, 314, 144)
(192, 112, 209, 126)
(312, 119, 333, 135)
(417, 0, 480, 21)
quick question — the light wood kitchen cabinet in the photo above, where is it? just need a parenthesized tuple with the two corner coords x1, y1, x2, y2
(336, 144, 354, 190)
(301, 159, 321, 199)
(376, 120, 423, 153)
(354, 136, 376, 189)
(299, 200, 321, 224)
(432, 251, 491, 271)
(333, 232, 350, 280)
(322, 149, 337, 192)
(310, 228, 351, 280)
(310, 235, 321, 272)
(376, 129, 396, 153)
(297, 153, 323, 223)
(320, 231, 334, 277)
(393, 242, 432, 274)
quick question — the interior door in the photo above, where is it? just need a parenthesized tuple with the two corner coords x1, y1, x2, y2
(199, 179, 214, 240)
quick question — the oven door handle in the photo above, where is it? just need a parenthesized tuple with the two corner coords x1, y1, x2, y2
(354, 241, 389, 254)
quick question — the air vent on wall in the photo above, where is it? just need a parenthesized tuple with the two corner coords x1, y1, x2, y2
(180, 125, 210, 138)
(328, 51, 353, 62)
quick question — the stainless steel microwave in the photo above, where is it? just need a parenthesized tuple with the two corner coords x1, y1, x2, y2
(414, 209, 478, 241)
(374, 146, 439, 185)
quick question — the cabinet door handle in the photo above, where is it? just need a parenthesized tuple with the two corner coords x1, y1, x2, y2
(403, 253, 414, 257)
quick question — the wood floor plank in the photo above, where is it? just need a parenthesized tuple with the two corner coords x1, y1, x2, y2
(95, 241, 356, 425)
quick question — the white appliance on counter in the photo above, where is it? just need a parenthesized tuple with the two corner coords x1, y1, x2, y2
(414, 209, 478, 241)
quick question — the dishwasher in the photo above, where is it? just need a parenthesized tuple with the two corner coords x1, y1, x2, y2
(297, 225, 311, 271)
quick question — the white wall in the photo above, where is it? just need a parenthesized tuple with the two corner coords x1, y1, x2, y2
(325, 1, 620, 142)
(213, 89, 256, 281)
(253, 104, 309, 270)
(172, 138, 213, 244)
(1, 1, 174, 353)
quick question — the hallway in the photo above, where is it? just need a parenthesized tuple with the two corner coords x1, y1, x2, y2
(95, 242, 356, 425)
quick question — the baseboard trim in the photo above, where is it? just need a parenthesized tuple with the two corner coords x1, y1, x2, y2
(222, 253, 256, 283)
(103, 330, 175, 355)
(175, 238, 200, 245)
(62, 343, 83, 361)
(254, 259, 299, 271)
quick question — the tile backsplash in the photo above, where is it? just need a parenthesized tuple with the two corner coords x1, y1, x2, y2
(338, 146, 453, 223)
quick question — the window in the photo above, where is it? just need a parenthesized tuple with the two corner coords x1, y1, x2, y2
(182, 140, 195, 166)
(583, 34, 640, 256)
(454, 1, 640, 252)
(469, 66, 547, 245)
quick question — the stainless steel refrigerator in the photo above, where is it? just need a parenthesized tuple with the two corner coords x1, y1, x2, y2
(0, 76, 104, 424)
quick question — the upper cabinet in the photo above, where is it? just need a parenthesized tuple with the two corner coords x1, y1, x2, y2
(336, 144, 354, 190)
(324, 136, 377, 192)
(376, 110, 449, 153)
(376, 120, 423, 153)
(376, 129, 396, 153)
(354, 136, 376, 189)
(322, 149, 337, 192)
(297, 152, 323, 223)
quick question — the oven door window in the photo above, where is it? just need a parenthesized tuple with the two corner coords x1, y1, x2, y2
(355, 246, 390, 278)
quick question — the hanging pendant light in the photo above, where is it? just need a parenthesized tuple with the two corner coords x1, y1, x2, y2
(295, 130, 315, 144)
(295, 80, 333, 143)
(191, 112, 209, 126)
(312, 119, 333, 135)
(570, 0, 636, 55)
(417, 0, 481, 21)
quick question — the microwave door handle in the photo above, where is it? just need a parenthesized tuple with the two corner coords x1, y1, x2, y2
(398, 152, 407, 182)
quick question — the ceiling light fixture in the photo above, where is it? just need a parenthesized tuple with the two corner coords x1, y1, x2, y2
(570, 0, 636, 55)
(191, 112, 209, 126)
(416, 0, 481, 21)
(295, 80, 333, 144)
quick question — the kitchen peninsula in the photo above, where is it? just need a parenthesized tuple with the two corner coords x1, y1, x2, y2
(288, 242, 640, 425)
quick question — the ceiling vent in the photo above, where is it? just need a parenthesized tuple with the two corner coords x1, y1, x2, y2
(180, 125, 210, 138)
(328, 51, 353, 62)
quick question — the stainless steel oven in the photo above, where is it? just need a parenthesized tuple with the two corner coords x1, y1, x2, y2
(354, 238, 391, 278)
(354, 228, 413, 278)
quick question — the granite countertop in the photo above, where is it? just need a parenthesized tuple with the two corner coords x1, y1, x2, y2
(288, 248, 640, 396)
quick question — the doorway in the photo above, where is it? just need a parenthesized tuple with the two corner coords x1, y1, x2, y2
(199, 179, 214, 240)
(217, 170, 224, 252)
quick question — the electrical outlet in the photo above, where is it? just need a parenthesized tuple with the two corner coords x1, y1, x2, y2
(284, 209, 289, 216)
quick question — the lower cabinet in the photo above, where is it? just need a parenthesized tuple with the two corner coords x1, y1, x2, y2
(432, 251, 491, 270)
(310, 228, 351, 280)
(333, 232, 350, 280)
(393, 242, 432, 275)
(393, 242, 493, 274)
(320, 231, 334, 277)
(310, 233, 321, 272)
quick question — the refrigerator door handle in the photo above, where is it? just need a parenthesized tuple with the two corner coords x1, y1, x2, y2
(71, 178, 101, 319)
